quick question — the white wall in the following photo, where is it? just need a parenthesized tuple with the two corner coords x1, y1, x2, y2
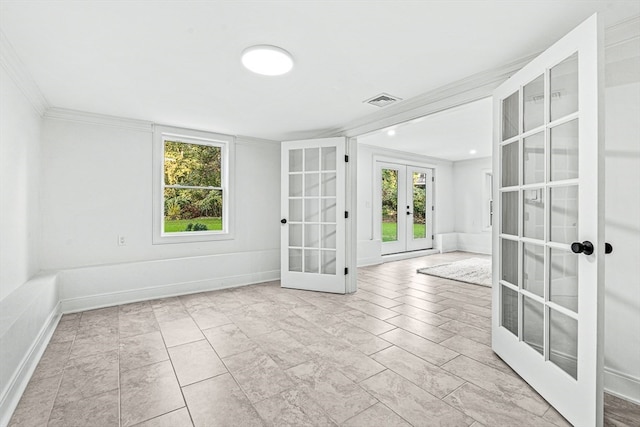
(0, 66, 42, 300)
(452, 157, 493, 254)
(39, 113, 281, 309)
(356, 143, 454, 265)
(0, 64, 60, 425)
(603, 36, 640, 402)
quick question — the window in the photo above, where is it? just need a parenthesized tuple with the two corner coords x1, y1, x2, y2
(153, 125, 234, 244)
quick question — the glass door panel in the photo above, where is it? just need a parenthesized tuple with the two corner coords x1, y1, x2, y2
(493, 15, 604, 426)
(412, 172, 427, 239)
(381, 168, 399, 243)
(281, 137, 346, 294)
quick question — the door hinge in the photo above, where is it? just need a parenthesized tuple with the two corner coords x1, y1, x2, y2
(432, 206, 434, 211)
(432, 177, 435, 182)
(345, 211, 349, 219)
(432, 235, 434, 240)
(344, 267, 349, 275)
(345, 155, 349, 162)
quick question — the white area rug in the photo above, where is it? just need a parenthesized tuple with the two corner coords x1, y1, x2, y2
(417, 258, 492, 287)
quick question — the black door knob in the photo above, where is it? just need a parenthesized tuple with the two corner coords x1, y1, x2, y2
(571, 241, 594, 256)
(281, 218, 287, 224)
(605, 243, 613, 254)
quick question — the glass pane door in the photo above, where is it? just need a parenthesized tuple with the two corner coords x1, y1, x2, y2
(492, 14, 604, 427)
(281, 138, 346, 294)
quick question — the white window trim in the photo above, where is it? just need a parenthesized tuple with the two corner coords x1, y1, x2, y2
(152, 124, 235, 244)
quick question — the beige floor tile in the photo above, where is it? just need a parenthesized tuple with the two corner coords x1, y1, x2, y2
(342, 402, 411, 427)
(437, 298, 492, 318)
(393, 295, 447, 314)
(336, 310, 397, 335)
(305, 339, 386, 383)
(119, 331, 169, 372)
(48, 389, 119, 427)
(352, 289, 403, 308)
(69, 330, 118, 359)
(440, 335, 515, 375)
(133, 407, 193, 427)
(397, 287, 446, 303)
(371, 346, 465, 399)
(439, 319, 491, 345)
(202, 323, 258, 358)
(30, 340, 73, 381)
(253, 329, 315, 369)
(360, 370, 474, 427)
(386, 314, 454, 343)
(253, 388, 336, 427)
(357, 283, 405, 299)
(168, 339, 227, 386)
(223, 347, 294, 403)
(182, 373, 264, 427)
(119, 310, 160, 339)
(441, 355, 549, 416)
(436, 290, 492, 306)
(9, 375, 60, 427)
(78, 307, 118, 328)
(542, 406, 572, 427)
(286, 360, 377, 423)
(120, 360, 185, 426)
(55, 350, 118, 405)
(346, 300, 398, 320)
(119, 300, 153, 314)
(188, 306, 232, 330)
(439, 307, 491, 330)
(152, 300, 190, 323)
(444, 382, 556, 427)
(158, 317, 204, 347)
(604, 393, 640, 427)
(379, 328, 458, 366)
(323, 322, 392, 356)
(50, 316, 80, 344)
(390, 304, 449, 326)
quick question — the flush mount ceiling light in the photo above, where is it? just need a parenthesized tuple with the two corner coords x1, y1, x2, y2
(469, 149, 477, 155)
(387, 129, 396, 136)
(241, 45, 293, 76)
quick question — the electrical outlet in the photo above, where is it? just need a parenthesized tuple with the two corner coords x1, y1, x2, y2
(118, 235, 126, 246)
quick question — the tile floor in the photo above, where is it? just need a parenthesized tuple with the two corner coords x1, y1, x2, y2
(9, 252, 640, 426)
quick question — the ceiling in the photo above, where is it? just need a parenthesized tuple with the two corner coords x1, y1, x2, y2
(358, 97, 493, 162)
(1, 1, 638, 142)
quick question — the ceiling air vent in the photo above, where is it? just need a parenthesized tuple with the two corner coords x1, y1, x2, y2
(364, 93, 403, 108)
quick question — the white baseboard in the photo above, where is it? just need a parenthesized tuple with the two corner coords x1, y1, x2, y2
(605, 366, 640, 404)
(382, 249, 440, 263)
(61, 270, 280, 313)
(0, 302, 60, 427)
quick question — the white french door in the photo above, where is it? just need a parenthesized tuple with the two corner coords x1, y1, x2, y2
(378, 162, 433, 255)
(492, 14, 604, 427)
(281, 137, 347, 294)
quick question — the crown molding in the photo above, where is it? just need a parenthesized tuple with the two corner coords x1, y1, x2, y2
(0, 30, 50, 116)
(236, 135, 281, 146)
(314, 52, 539, 139)
(605, 15, 640, 48)
(317, 14, 640, 140)
(45, 108, 153, 132)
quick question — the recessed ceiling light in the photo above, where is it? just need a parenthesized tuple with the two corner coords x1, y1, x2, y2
(469, 149, 477, 155)
(241, 45, 293, 76)
(387, 129, 396, 136)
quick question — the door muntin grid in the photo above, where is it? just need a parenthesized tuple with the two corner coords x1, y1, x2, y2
(288, 147, 338, 275)
(498, 52, 580, 380)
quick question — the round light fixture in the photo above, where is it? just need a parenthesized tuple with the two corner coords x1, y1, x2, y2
(387, 129, 396, 136)
(469, 149, 477, 155)
(241, 45, 293, 76)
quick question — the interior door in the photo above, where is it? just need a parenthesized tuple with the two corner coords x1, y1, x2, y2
(281, 137, 347, 294)
(492, 14, 604, 427)
(379, 162, 433, 255)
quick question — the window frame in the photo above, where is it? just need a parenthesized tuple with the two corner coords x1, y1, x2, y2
(152, 125, 235, 244)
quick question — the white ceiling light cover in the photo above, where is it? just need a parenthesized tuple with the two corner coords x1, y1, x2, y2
(241, 45, 294, 76)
